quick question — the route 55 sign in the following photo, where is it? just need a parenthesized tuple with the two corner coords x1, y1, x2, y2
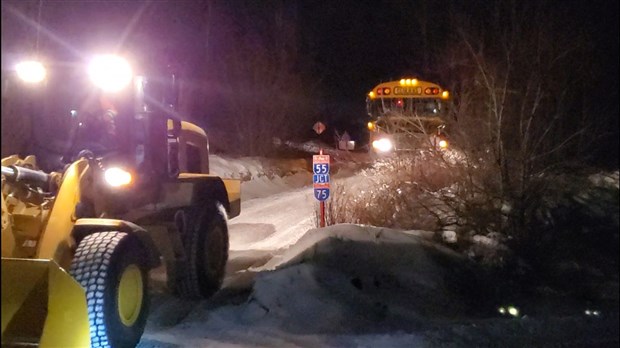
(313, 154, 330, 201)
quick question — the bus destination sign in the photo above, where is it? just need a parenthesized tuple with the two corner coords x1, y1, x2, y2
(393, 86, 423, 96)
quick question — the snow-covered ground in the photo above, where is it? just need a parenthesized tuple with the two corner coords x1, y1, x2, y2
(138, 151, 619, 348)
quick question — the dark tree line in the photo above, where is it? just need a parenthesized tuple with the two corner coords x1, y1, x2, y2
(2, 0, 617, 162)
(199, 0, 319, 155)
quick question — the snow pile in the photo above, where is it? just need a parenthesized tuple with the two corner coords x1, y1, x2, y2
(210, 154, 312, 200)
(142, 224, 618, 348)
(284, 139, 324, 154)
(209, 155, 268, 181)
(588, 170, 619, 190)
(239, 224, 473, 325)
(142, 224, 470, 346)
(239, 173, 310, 201)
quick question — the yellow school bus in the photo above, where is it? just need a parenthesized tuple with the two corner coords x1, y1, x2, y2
(366, 78, 450, 155)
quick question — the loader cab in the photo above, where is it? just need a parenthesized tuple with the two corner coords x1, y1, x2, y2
(68, 70, 194, 171)
(132, 73, 210, 178)
(28, 55, 208, 185)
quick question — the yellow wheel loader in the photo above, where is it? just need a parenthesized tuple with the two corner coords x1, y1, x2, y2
(1, 56, 240, 347)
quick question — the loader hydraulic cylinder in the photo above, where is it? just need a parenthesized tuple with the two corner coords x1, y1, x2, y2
(2, 165, 50, 186)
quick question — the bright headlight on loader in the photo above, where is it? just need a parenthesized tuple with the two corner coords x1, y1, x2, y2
(439, 139, 448, 149)
(88, 55, 132, 92)
(15, 60, 46, 83)
(372, 138, 393, 153)
(104, 167, 132, 187)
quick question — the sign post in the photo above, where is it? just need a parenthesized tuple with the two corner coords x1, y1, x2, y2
(313, 149, 330, 227)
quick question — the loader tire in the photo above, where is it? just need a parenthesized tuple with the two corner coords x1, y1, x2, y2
(70, 232, 149, 348)
(175, 203, 229, 299)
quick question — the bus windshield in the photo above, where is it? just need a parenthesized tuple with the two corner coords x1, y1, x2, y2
(367, 98, 445, 119)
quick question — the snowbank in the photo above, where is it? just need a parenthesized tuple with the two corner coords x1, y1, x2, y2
(140, 151, 618, 348)
(143, 223, 618, 348)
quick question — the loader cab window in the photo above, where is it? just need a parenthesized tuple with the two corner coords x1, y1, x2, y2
(72, 109, 123, 155)
(186, 143, 202, 173)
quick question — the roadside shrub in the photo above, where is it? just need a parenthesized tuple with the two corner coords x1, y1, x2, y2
(317, 149, 485, 231)
(316, 149, 510, 267)
(320, 153, 618, 294)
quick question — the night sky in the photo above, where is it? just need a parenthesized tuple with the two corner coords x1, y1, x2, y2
(2, 0, 618, 162)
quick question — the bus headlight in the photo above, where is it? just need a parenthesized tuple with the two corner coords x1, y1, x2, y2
(15, 60, 46, 83)
(104, 167, 132, 187)
(88, 55, 133, 92)
(372, 138, 393, 153)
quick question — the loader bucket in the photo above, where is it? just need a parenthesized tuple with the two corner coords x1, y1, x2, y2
(1, 258, 90, 347)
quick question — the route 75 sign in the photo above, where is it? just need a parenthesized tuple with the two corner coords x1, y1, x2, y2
(312, 154, 330, 201)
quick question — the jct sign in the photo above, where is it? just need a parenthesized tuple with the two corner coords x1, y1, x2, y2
(312, 154, 330, 201)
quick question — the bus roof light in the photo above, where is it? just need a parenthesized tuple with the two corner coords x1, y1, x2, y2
(383, 87, 391, 95)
